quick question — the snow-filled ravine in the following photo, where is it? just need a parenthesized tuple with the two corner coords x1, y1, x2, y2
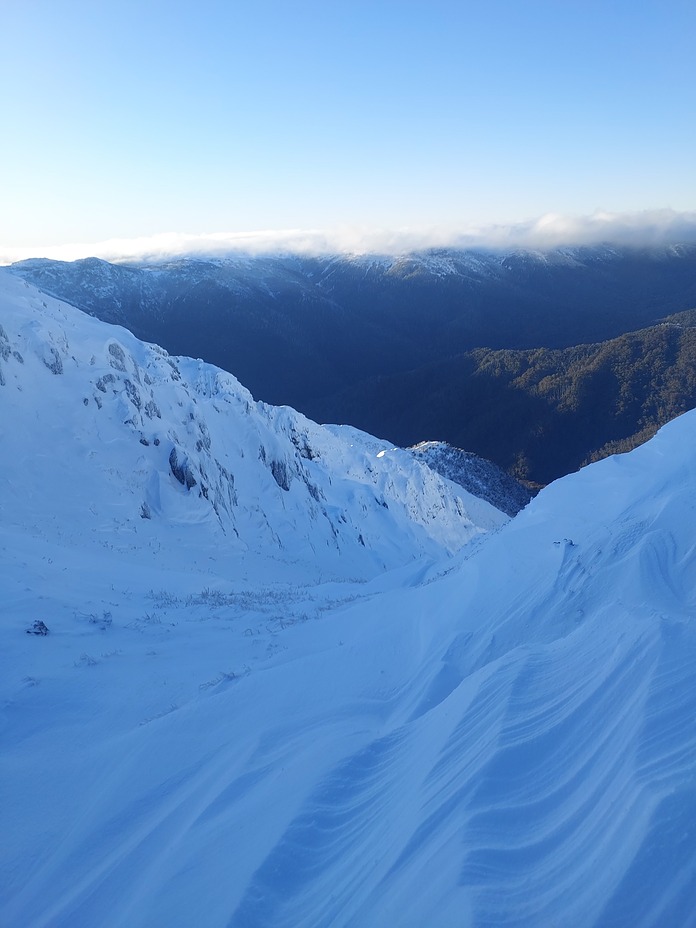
(2, 268, 696, 927)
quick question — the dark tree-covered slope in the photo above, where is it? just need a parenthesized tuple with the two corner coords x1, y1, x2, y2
(312, 311, 696, 485)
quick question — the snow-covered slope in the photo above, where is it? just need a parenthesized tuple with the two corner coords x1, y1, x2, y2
(0, 269, 504, 584)
(409, 440, 534, 515)
(2, 267, 696, 927)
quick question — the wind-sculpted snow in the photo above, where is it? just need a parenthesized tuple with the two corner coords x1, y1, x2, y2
(1, 266, 696, 926)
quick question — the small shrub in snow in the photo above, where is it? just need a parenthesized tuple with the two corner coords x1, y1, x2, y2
(147, 590, 181, 607)
(75, 652, 99, 667)
(26, 620, 49, 636)
(193, 587, 230, 607)
(88, 611, 113, 629)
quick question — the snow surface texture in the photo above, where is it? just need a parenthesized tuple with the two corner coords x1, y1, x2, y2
(2, 268, 696, 927)
(409, 440, 534, 516)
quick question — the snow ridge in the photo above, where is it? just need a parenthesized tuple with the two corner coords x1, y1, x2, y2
(0, 269, 504, 582)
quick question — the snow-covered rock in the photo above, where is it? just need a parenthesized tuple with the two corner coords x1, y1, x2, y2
(409, 439, 534, 515)
(0, 269, 505, 584)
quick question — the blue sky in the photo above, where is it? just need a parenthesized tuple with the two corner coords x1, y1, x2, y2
(2, 0, 695, 256)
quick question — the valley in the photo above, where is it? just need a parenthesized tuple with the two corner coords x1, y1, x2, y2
(12, 244, 696, 485)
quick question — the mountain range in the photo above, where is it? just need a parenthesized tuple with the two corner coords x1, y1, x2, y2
(10, 243, 696, 484)
(2, 267, 696, 926)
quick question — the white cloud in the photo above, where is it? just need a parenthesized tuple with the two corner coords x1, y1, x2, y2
(473, 209, 696, 250)
(2, 209, 696, 265)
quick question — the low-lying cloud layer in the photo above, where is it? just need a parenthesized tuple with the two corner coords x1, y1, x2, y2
(3, 209, 696, 265)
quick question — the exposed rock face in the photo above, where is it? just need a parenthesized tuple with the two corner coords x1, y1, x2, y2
(169, 447, 197, 490)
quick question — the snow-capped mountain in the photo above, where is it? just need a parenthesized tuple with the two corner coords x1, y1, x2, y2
(0, 270, 504, 583)
(11, 246, 696, 368)
(2, 268, 696, 927)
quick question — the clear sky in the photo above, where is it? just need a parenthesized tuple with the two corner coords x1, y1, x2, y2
(2, 0, 695, 257)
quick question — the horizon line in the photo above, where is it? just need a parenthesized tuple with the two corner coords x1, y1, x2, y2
(2, 208, 696, 266)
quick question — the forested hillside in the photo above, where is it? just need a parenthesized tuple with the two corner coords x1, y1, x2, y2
(313, 310, 696, 485)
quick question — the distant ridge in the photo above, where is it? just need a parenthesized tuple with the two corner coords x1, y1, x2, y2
(10, 244, 696, 484)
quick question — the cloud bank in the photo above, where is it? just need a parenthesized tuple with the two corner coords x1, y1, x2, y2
(2, 209, 696, 265)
